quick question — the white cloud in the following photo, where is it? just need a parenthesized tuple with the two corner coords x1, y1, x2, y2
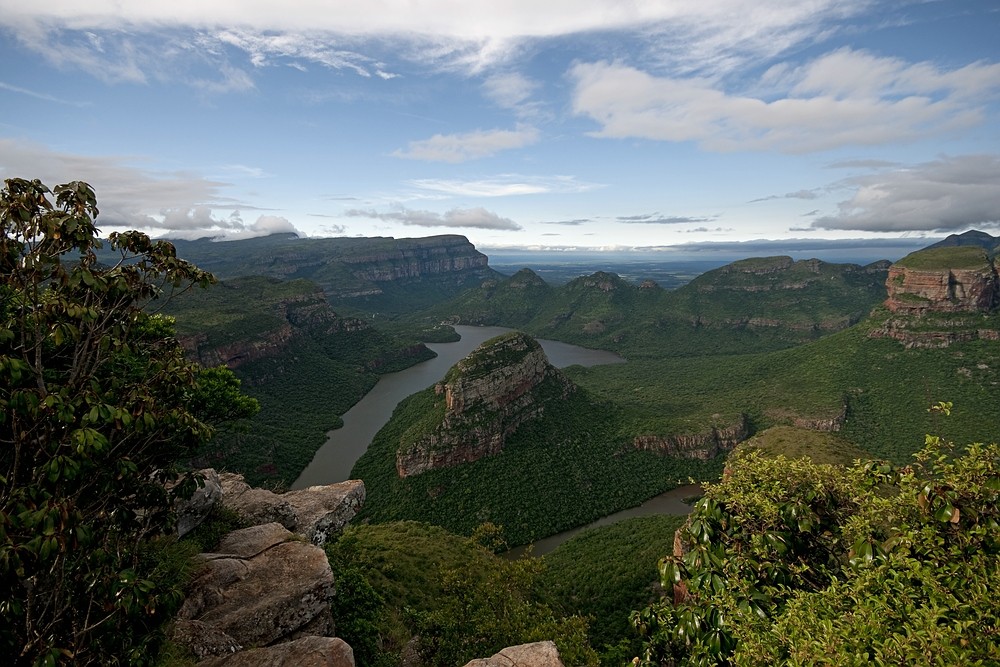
(407, 174, 600, 197)
(813, 155, 1000, 232)
(569, 49, 1000, 153)
(345, 206, 521, 231)
(0, 1, 876, 80)
(482, 72, 545, 119)
(392, 125, 540, 162)
(0, 138, 299, 240)
(152, 210, 301, 240)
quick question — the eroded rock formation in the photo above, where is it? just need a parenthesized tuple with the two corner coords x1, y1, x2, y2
(873, 246, 1000, 347)
(632, 414, 750, 460)
(884, 251, 999, 315)
(396, 332, 575, 477)
(170, 473, 366, 666)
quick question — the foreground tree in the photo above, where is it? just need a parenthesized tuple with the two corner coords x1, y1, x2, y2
(632, 417, 1000, 666)
(1, 178, 257, 665)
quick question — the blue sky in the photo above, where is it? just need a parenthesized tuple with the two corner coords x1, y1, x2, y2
(1, 1, 998, 256)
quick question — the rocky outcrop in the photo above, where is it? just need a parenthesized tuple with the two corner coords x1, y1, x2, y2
(873, 246, 1000, 347)
(396, 332, 575, 477)
(175, 523, 336, 658)
(219, 473, 365, 545)
(463, 641, 564, 667)
(171, 473, 367, 666)
(196, 636, 354, 667)
(632, 414, 750, 459)
(884, 254, 999, 315)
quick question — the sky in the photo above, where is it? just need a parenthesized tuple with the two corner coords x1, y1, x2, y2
(1, 1, 999, 258)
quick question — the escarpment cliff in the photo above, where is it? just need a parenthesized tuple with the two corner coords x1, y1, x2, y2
(883, 247, 999, 314)
(395, 332, 575, 477)
(872, 245, 1000, 347)
(164, 233, 500, 313)
(632, 414, 750, 460)
(167, 275, 430, 378)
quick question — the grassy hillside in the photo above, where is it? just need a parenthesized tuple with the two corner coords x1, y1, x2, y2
(894, 245, 993, 270)
(566, 315, 1000, 464)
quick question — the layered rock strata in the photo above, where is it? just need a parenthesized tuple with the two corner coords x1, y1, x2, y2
(632, 414, 750, 460)
(396, 332, 575, 477)
(874, 246, 1000, 347)
(884, 254, 999, 315)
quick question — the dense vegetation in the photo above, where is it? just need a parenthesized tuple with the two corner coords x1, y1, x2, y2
(325, 521, 597, 666)
(352, 384, 721, 546)
(408, 257, 889, 360)
(634, 427, 1000, 665)
(536, 515, 688, 664)
(1, 179, 256, 666)
(160, 274, 434, 486)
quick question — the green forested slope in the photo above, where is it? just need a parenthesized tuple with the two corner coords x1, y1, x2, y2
(160, 275, 434, 486)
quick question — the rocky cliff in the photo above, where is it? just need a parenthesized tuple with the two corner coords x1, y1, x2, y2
(171, 471, 364, 666)
(883, 247, 999, 315)
(395, 332, 575, 477)
(164, 233, 500, 313)
(872, 245, 1000, 347)
(632, 414, 750, 460)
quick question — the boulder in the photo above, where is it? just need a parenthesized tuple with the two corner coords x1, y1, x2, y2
(282, 480, 366, 545)
(219, 473, 297, 530)
(463, 641, 564, 667)
(219, 473, 365, 545)
(196, 635, 355, 667)
(174, 469, 223, 538)
(175, 523, 335, 655)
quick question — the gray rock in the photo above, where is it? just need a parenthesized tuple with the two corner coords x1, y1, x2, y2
(219, 473, 364, 545)
(175, 469, 223, 538)
(171, 619, 242, 660)
(462, 641, 564, 667)
(175, 523, 335, 654)
(219, 473, 297, 530)
(195, 635, 355, 667)
(282, 480, 365, 545)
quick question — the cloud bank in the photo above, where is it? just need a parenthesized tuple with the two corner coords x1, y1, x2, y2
(813, 155, 1000, 232)
(570, 49, 1000, 153)
(346, 206, 521, 231)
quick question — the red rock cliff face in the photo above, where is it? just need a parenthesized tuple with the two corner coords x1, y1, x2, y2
(872, 248, 1000, 348)
(884, 263, 999, 314)
(395, 332, 574, 478)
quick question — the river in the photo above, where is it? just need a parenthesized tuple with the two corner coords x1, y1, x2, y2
(292, 325, 624, 489)
(292, 325, 699, 556)
(506, 483, 702, 558)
